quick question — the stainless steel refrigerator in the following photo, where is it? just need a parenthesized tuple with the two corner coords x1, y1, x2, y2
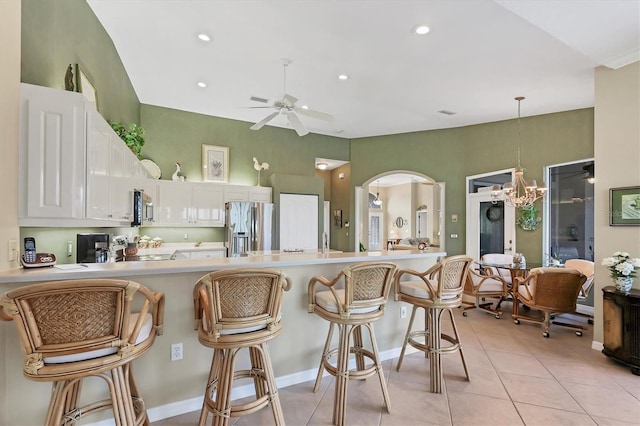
(225, 201, 277, 257)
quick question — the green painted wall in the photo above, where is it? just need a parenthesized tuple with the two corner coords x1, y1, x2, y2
(21, 0, 140, 126)
(140, 104, 348, 184)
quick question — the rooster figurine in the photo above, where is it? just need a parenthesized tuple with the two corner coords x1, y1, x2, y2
(253, 157, 269, 186)
(172, 162, 185, 181)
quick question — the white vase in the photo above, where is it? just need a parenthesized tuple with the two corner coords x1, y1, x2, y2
(614, 277, 633, 293)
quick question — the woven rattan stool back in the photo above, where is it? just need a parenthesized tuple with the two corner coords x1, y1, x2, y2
(0, 278, 164, 425)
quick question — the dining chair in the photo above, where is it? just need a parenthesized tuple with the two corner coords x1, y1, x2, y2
(512, 267, 587, 337)
(462, 262, 509, 318)
(554, 259, 595, 325)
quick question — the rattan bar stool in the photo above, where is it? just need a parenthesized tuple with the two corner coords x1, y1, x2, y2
(308, 261, 398, 426)
(193, 268, 291, 426)
(395, 255, 472, 393)
(0, 279, 164, 425)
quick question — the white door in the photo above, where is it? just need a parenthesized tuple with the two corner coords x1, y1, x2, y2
(466, 191, 515, 260)
(368, 212, 384, 250)
(280, 194, 318, 250)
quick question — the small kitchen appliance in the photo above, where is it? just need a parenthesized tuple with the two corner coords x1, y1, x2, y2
(77, 233, 110, 263)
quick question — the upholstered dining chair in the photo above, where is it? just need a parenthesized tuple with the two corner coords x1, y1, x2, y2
(462, 262, 509, 318)
(512, 267, 587, 337)
(558, 259, 595, 324)
(394, 255, 473, 393)
(193, 268, 291, 426)
(0, 279, 164, 425)
(308, 261, 398, 426)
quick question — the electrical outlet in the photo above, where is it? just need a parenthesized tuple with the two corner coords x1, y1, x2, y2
(171, 343, 183, 361)
(450, 233, 458, 239)
(400, 306, 407, 319)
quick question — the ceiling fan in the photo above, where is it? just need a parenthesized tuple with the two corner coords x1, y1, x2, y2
(249, 59, 333, 137)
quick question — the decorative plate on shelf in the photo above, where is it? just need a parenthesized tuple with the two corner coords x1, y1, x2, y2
(141, 159, 161, 179)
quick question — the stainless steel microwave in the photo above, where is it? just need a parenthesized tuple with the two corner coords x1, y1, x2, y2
(131, 189, 153, 226)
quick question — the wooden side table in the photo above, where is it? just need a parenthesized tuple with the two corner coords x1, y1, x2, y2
(602, 286, 640, 375)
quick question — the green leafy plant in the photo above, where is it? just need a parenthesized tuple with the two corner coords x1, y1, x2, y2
(108, 121, 145, 160)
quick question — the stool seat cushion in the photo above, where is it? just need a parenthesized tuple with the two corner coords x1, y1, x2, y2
(45, 313, 153, 364)
(315, 289, 380, 314)
(398, 280, 458, 300)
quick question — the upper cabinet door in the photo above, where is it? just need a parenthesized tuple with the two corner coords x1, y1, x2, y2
(20, 84, 86, 219)
(85, 108, 113, 220)
(192, 183, 224, 226)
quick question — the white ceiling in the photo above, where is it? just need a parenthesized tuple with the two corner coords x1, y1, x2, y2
(87, 0, 639, 140)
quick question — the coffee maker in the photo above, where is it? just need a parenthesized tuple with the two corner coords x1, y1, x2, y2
(76, 233, 110, 263)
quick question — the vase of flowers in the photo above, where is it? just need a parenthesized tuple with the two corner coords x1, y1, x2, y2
(602, 252, 640, 293)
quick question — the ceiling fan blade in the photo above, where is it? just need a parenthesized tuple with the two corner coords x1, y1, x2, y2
(250, 111, 279, 131)
(287, 112, 308, 136)
(250, 96, 270, 104)
(282, 94, 298, 107)
(295, 106, 333, 121)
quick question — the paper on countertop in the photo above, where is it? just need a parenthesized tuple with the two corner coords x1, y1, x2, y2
(54, 264, 88, 270)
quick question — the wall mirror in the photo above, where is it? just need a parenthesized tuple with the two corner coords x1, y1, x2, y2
(395, 217, 405, 227)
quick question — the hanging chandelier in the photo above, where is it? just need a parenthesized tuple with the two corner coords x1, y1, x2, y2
(373, 180, 383, 206)
(493, 96, 547, 208)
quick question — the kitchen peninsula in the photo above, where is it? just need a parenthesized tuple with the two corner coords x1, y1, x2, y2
(0, 248, 444, 424)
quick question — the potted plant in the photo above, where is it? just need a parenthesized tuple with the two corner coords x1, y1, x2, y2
(109, 120, 145, 160)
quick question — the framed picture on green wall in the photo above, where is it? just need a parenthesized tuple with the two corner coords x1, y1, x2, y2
(610, 186, 640, 226)
(202, 144, 229, 183)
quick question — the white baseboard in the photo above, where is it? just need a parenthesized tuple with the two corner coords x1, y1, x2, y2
(88, 346, 414, 425)
(592, 340, 604, 351)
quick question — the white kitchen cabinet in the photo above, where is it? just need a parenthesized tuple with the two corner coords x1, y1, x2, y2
(223, 186, 272, 203)
(250, 187, 272, 202)
(18, 84, 86, 220)
(155, 181, 224, 227)
(280, 193, 318, 250)
(19, 83, 152, 227)
(189, 250, 225, 259)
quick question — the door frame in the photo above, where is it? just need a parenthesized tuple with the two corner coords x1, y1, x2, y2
(466, 169, 516, 259)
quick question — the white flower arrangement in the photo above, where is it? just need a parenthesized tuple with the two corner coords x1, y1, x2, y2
(601, 252, 640, 279)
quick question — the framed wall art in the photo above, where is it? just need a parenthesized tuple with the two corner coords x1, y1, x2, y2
(609, 186, 640, 226)
(202, 144, 229, 183)
(334, 209, 342, 228)
(75, 64, 98, 111)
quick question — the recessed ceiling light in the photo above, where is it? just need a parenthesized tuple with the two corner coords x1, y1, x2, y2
(335, 129, 344, 133)
(414, 25, 430, 35)
(316, 162, 329, 170)
(337, 74, 349, 80)
(301, 105, 309, 110)
(197, 81, 207, 88)
(197, 33, 212, 42)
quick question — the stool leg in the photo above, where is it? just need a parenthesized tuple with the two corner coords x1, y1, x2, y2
(428, 308, 443, 393)
(259, 342, 285, 425)
(333, 323, 349, 426)
(250, 346, 267, 399)
(448, 308, 470, 381)
(365, 322, 391, 413)
(214, 349, 235, 426)
(396, 305, 418, 371)
(314, 322, 335, 392)
(199, 348, 223, 426)
(353, 325, 365, 371)
(112, 364, 136, 425)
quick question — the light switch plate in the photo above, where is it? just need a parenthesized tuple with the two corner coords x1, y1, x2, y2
(451, 214, 458, 223)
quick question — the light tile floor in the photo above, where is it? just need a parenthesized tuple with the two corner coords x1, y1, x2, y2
(152, 305, 640, 425)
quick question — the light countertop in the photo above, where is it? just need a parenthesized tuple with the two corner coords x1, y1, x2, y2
(0, 248, 445, 284)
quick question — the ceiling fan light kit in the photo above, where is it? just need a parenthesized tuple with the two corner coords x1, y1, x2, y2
(249, 59, 333, 137)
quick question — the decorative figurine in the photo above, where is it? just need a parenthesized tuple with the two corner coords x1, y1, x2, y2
(64, 64, 74, 91)
(253, 157, 269, 186)
(172, 162, 185, 181)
